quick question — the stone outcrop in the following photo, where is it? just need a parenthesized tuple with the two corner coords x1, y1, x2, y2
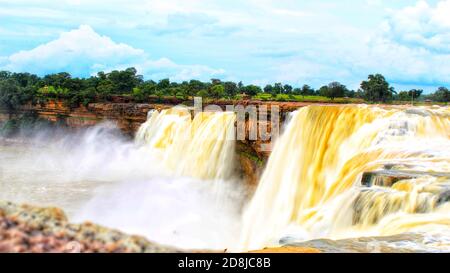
(361, 169, 450, 187)
(15, 100, 173, 134)
(0, 201, 183, 253)
(281, 233, 431, 253)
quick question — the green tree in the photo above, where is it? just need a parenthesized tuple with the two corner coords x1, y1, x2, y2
(397, 91, 410, 101)
(141, 80, 157, 96)
(321, 82, 347, 100)
(224, 81, 238, 98)
(0, 71, 11, 81)
(408, 89, 423, 100)
(264, 84, 276, 96)
(273, 83, 284, 96)
(11, 72, 39, 88)
(0, 79, 28, 117)
(210, 84, 225, 99)
(211, 78, 222, 85)
(301, 84, 315, 96)
(187, 80, 204, 97)
(107, 67, 142, 93)
(197, 89, 209, 99)
(360, 74, 395, 102)
(132, 87, 146, 102)
(237, 81, 244, 91)
(157, 78, 171, 90)
(155, 90, 165, 101)
(96, 80, 114, 100)
(241, 85, 262, 96)
(432, 87, 450, 102)
(318, 85, 328, 97)
(71, 87, 97, 107)
(345, 89, 356, 98)
(283, 84, 293, 94)
(175, 87, 188, 100)
(42, 72, 72, 89)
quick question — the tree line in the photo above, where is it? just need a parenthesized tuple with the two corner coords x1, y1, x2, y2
(1, 68, 449, 116)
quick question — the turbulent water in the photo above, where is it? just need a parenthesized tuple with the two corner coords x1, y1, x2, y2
(135, 107, 236, 181)
(0, 110, 243, 250)
(239, 105, 450, 251)
(1, 104, 450, 252)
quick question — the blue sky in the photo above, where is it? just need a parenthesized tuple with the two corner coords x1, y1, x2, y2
(0, 0, 449, 92)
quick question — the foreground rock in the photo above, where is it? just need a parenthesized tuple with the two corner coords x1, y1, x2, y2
(248, 246, 321, 253)
(0, 201, 183, 253)
(282, 233, 442, 253)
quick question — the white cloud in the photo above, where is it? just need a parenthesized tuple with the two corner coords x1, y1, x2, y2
(0, 25, 225, 81)
(362, 37, 450, 86)
(358, 0, 450, 87)
(2, 25, 144, 74)
(268, 0, 450, 90)
(384, 0, 450, 53)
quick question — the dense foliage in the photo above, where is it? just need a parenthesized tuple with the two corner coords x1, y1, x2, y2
(0, 69, 448, 113)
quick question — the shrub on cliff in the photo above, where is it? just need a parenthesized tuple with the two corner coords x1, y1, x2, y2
(132, 87, 146, 102)
(0, 79, 32, 117)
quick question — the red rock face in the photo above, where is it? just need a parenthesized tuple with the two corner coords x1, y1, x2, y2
(25, 100, 158, 135)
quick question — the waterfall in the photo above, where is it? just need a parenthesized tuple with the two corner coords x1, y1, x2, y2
(239, 105, 450, 251)
(135, 107, 237, 181)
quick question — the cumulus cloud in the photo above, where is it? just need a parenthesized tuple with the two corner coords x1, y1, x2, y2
(383, 0, 450, 53)
(0, 25, 225, 81)
(269, 0, 450, 90)
(1, 25, 144, 75)
(358, 0, 450, 87)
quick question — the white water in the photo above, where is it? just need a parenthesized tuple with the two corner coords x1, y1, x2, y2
(0, 115, 244, 250)
(135, 107, 237, 181)
(239, 105, 450, 251)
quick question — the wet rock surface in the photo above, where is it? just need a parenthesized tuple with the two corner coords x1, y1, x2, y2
(248, 246, 321, 253)
(0, 201, 183, 253)
(361, 169, 450, 187)
(282, 233, 432, 253)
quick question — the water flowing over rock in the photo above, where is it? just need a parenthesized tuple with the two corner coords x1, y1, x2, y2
(135, 107, 237, 181)
(239, 105, 450, 251)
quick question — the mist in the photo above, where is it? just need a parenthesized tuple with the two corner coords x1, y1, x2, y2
(0, 122, 246, 250)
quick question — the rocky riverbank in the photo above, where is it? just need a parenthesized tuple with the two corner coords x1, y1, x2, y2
(0, 201, 183, 253)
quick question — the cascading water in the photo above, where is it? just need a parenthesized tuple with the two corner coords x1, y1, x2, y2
(239, 105, 450, 251)
(135, 107, 237, 181)
(0, 109, 242, 250)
